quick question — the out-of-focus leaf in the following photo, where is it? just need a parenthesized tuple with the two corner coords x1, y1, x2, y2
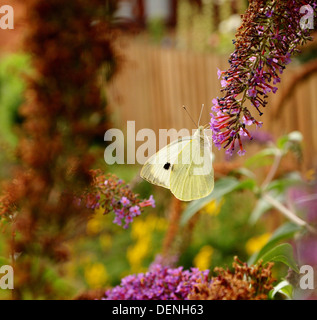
(235, 179, 257, 191)
(249, 172, 303, 225)
(244, 148, 277, 168)
(266, 172, 303, 193)
(249, 197, 272, 225)
(0, 256, 9, 266)
(249, 189, 286, 224)
(269, 280, 293, 300)
(181, 177, 253, 226)
(248, 222, 302, 264)
(234, 167, 256, 179)
(259, 243, 299, 273)
(0, 54, 31, 146)
(277, 136, 289, 151)
(277, 131, 303, 151)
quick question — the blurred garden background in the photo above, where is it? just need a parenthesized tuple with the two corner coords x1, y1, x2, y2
(0, 0, 317, 300)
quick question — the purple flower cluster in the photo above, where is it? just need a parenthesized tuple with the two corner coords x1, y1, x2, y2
(103, 263, 209, 300)
(112, 195, 155, 229)
(225, 130, 274, 160)
(210, 0, 315, 156)
(82, 171, 155, 229)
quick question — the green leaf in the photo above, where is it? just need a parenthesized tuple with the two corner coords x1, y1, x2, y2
(234, 179, 257, 191)
(180, 177, 244, 226)
(269, 280, 293, 300)
(277, 136, 289, 151)
(249, 189, 286, 224)
(0, 256, 10, 265)
(266, 172, 303, 193)
(244, 148, 277, 168)
(249, 197, 272, 225)
(277, 131, 303, 151)
(248, 222, 302, 265)
(233, 167, 256, 179)
(249, 172, 302, 225)
(0, 54, 31, 146)
(259, 243, 299, 273)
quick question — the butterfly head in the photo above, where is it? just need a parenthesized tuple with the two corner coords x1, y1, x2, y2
(194, 125, 206, 138)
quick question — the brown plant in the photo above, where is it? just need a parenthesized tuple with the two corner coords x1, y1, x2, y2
(189, 257, 275, 300)
(0, 0, 118, 299)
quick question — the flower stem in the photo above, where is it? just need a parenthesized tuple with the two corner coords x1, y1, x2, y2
(261, 149, 282, 190)
(263, 193, 316, 234)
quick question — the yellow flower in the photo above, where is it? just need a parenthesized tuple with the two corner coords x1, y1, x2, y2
(86, 207, 105, 235)
(193, 245, 214, 270)
(99, 234, 112, 250)
(84, 263, 108, 289)
(201, 199, 224, 216)
(127, 236, 151, 272)
(246, 233, 271, 256)
(127, 215, 167, 272)
(146, 216, 168, 231)
(95, 206, 104, 216)
(131, 219, 148, 239)
(86, 218, 102, 235)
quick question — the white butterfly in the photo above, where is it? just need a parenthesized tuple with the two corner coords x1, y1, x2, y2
(140, 125, 214, 201)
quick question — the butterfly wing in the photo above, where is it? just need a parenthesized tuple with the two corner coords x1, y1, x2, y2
(170, 130, 214, 201)
(140, 137, 192, 189)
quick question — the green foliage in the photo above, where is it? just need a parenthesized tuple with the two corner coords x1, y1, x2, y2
(269, 280, 293, 300)
(180, 190, 261, 270)
(249, 222, 302, 265)
(179, 130, 310, 290)
(0, 54, 30, 146)
(181, 177, 256, 226)
(147, 18, 166, 44)
(258, 243, 299, 273)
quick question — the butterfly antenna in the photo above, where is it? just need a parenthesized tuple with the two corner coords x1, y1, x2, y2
(198, 104, 204, 127)
(182, 105, 198, 128)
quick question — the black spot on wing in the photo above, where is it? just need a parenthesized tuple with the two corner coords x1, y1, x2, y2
(163, 162, 171, 170)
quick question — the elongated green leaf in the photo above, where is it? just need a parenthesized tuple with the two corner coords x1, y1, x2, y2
(235, 179, 257, 191)
(249, 190, 285, 224)
(259, 243, 299, 273)
(234, 167, 256, 179)
(249, 197, 272, 225)
(249, 222, 302, 265)
(181, 177, 251, 226)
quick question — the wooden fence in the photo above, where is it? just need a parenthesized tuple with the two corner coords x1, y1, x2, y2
(107, 39, 317, 169)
